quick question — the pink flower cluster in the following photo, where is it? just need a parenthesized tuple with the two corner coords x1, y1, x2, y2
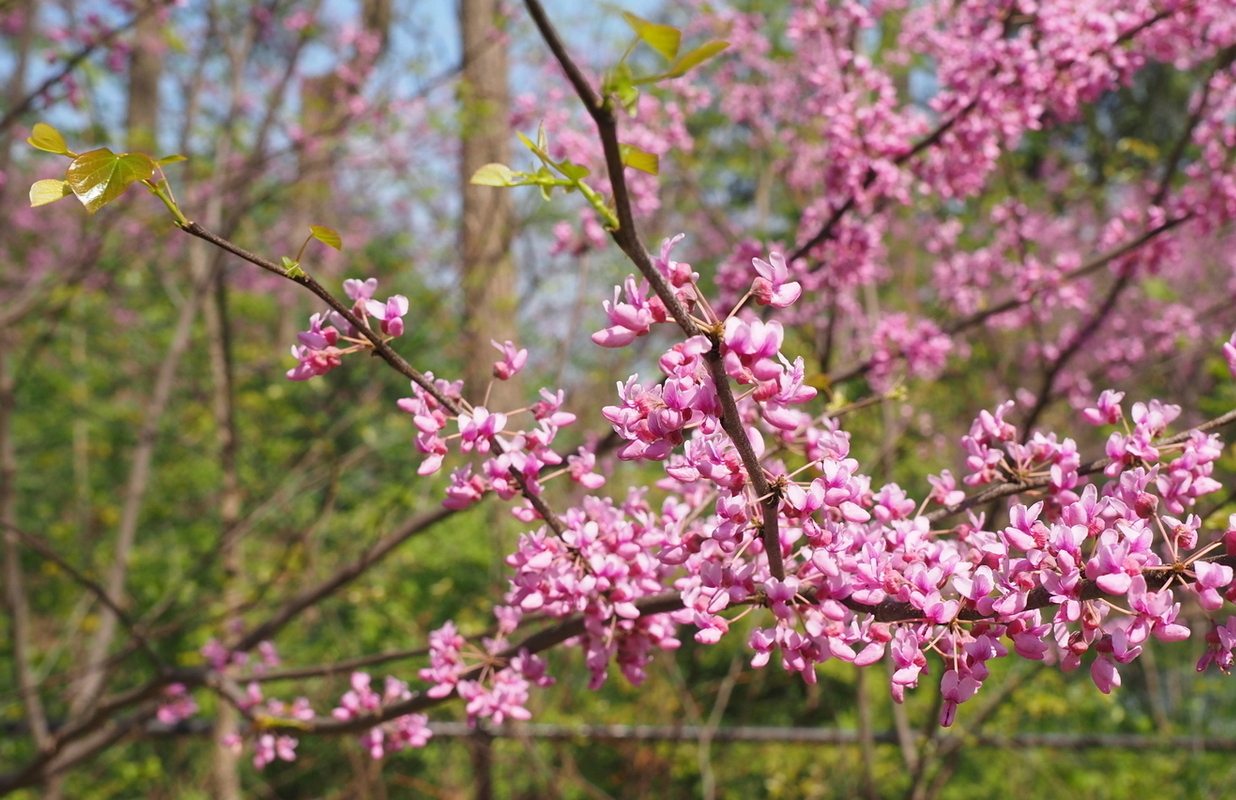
(331, 672, 432, 757)
(395, 358, 606, 519)
(242, 0, 1236, 747)
(416, 618, 554, 726)
(505, 492, 682, 687)
(287, 278, 409, 381)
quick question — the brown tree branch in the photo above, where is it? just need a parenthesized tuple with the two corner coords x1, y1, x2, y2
(522, 0, 785, 579)
(232, 506, 455, 652)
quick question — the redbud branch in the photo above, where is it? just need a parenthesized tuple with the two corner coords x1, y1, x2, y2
(1019, 270, 1135, 436)
(253, 591, 688, 736)
(788, 3, 1186, 270)
(13, 544, 1232, 788)
(176, 220, 568, 536)
(828, 214, 1191, 385)
(4, 523, 164, 672)
(216, 543, 1236, 736)
(246, 626, 498, 684)
(523, 0, 785, 578)
(788, 99, 977, 266)
(231, 506, 455, 652)
(0, 677, 171, 792)
(924, 406, 1236, 523)
(0, 0, 177, 133)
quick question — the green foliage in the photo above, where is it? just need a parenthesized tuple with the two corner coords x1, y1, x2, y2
(26, 123, 190, 223)
(470, 126, 620, 226)
(26, 122, 74, 156)
(622, 12, 682, 61)
(308, 225, 343, 251)
(64, 148, 157, 214)
(619, 143, 659, 175)
(28, 178, 73, 207)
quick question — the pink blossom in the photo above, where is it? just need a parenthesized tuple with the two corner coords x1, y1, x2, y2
(491, 339, 528, 380)
(364, 295, 409, 338)
(751, 252, 802, 308)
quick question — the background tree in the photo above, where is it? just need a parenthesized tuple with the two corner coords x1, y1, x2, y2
(5, 1, 1236, 799)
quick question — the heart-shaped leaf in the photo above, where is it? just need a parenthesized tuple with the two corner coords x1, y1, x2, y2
(65, 148, 156, 214)
(622, 12, 680, 61)
(620, 144, 659, 175)
(309, 225, 343, 250)
(28, 123, 72, 156)
(29, 179, 73, 207)
(665, 41, 729, 78)
(471, 163, 516, 186)
(558, 160, 591, 181)
(281, 256, 306, 279)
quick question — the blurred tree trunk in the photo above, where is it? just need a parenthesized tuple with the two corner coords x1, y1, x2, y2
(459, 0, 518, 408)
(126, 0, 163, 153)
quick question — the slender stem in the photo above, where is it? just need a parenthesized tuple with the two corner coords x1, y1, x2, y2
(925, 406, 1236, 523)
(177, 220, 568, 535)
(522, 0, 784, 578)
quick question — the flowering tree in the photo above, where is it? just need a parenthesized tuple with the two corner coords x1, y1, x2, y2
(7, 0, 1236, 796)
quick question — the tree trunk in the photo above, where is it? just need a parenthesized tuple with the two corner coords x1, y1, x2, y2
(459, 0, 518, 408)
(126, 1, 163, 153)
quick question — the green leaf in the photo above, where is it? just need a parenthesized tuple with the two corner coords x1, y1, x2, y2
(622, 12, 681, 61)
(665, 41, 729, 78)
(309, 225, 343, 250)
(516, 130, 550, 162)
(65, 148, 156, 214)
(619, 144, 659, 175)
(616, 81, 640, 115)
(27, 123, 71, 156)
(558, 160, 591, 181)
(281, 256, 306, 279)
(29, 179, 74, 207)
(156, 154, 188, 166)
(470, 162, 516, 186)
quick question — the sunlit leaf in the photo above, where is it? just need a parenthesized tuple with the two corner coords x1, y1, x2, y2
(558, 161, 591, 181)
(619, 144, 659, 175)
(29, 179, 73, 207)
(309, 225, 343, 250)
(622, 12, 681, 61)
(27, 123, 71, 156)
(617, 82, 640, 115)
(604, 63, 641, 113)
(516, 131, 550, 163)
(281, 256, 306, 279)
(65, 148, 156, 214)
(156, 154, 188, 166)
(665, 41, 729, 78)
(471, 162, 516, 186)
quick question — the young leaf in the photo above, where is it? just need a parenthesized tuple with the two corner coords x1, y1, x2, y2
(281, 256, 306, 279)
(65, 148, 156, 214)
(665, 41, 729, 78)
(156, 154, 188, 166)
(516, 130, 552, 164)
(558, 160, 591, 181)
(617, 82, 640, 115)
(27, 123, 72, 156)
(471, 162, 516, 186)
(29, 179, 74, 207)
(621, 12, 681, 61)
(619, 144, 659, 175)
(604, 62, 641, 114)
(309, 225, 343, 250)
